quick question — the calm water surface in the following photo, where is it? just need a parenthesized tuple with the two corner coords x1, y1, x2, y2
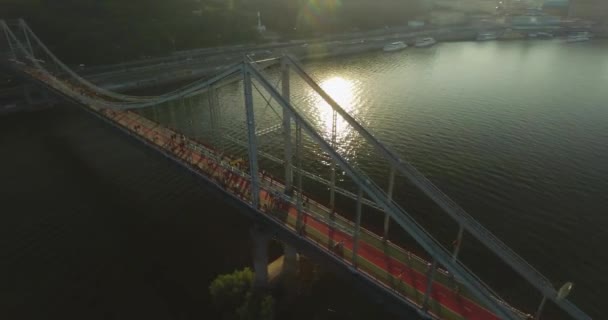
(309, 40, 608, 318)
(303, 40, 608, 318)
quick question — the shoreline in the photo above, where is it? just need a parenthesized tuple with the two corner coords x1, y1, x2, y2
(2, 26, 605, 105)
(112, 31, 605, 94)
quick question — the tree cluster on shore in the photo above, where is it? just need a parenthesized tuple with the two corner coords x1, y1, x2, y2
(209, 268, 275, 320)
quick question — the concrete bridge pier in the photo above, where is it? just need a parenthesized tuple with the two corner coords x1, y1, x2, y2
(279, 243, 301, 301)
(251, 225, 300, 291)
(282, 243, 298, 280)
(251, 225, 270, 290)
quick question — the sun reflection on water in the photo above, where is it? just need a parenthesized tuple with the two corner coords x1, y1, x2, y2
(312, 76, 356, 141)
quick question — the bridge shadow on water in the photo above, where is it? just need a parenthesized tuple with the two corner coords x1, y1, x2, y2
(0, 105, 414, 320)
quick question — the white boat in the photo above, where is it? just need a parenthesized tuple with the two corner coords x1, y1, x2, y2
(476, 32, 498, 41)
(383, 41, 407, 52)
(566, 32, 591, 42)
(415, 37, 436, 48)
(529, 32, 553, 39)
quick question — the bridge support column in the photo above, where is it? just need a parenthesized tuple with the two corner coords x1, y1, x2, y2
(208, 85, 222, 149)
(279, 243, 300, 300)
(329, 110, 337, 212)
(295, 120, 304, 233)
(281, 57, 293, 192)
(352, 188, 363, 268)
(282, 243, 299, 279)
(251, 226, 270, 290)
(452, 224, 464, 261)
(383, 166, 396, 241)
(1, 20, 16, 59)
(20, 20, 34, 58)
(327, 109, 338, 249)
(244, 66, 260, 208)
(422, 259, 437, 312)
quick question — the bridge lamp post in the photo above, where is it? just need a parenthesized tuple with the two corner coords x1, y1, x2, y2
(534, 282, 573, 320)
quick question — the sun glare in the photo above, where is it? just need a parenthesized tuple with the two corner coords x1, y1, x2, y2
(313, 76, 356, 141)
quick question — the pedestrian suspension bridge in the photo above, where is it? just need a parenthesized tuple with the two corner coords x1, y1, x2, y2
(0, 19, 592, 320)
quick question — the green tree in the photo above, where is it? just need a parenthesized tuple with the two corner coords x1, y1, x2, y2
(209, 268, 254, 312)
(209, 268, 275, 320)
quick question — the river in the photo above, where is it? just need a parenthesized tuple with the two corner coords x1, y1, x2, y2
(296, 39, 608, 319)
(300, 39, 608, 318)
(1, 39, 606, 319)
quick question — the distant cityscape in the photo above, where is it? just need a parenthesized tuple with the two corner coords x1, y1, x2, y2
(421, 0, 604, 28)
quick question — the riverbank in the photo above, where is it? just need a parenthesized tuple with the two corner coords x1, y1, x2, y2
(297, 28, 478, 62)
(3, 24, 604, 107)
(98, 24, 605, 92)
(99, 28, 604, 95)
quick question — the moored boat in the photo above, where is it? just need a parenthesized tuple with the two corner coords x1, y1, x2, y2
(415, 37, 437, 48)
(383, 41, 408, 52)
(477, 31, 498, 41)
(566, 31, 591, 42)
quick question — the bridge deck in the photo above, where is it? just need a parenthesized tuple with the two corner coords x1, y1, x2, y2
(94, 107, 521, 320)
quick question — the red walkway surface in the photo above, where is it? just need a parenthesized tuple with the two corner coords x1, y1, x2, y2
(101, 108, 513, 320)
